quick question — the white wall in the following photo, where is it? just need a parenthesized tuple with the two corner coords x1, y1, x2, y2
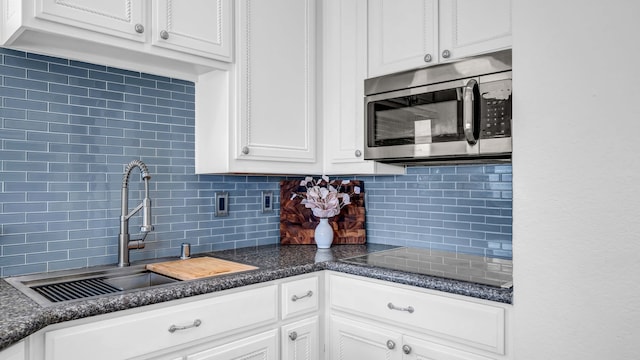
(513, 1, 640, 358)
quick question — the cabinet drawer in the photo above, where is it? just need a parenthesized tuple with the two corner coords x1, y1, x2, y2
(281, 276, 319, 320)
(329, 274, 505, 354)
(45, 285, 278, 360)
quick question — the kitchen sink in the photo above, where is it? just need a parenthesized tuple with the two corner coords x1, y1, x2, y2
(6, 264, 180, 306)
(103, 271, 177, 291)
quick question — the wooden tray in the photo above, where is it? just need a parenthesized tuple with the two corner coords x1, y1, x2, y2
(279, 179, 366, 245)
(146, 257, 258, 281)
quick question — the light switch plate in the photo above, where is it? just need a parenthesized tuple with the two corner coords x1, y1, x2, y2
(262, 191, 273, 213)
(215, 192, 229, 217)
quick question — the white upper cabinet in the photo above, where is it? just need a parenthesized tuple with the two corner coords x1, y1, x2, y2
(0, 0, 233, 80)
(36, 0, 147, 42)
(367, 0, 438, 77)
(321, 0, 403, 175)
(195, 0, 321, 174)
(367, 0, 512, 77)
(236, 0, 317, 166)
(439, 0, 512, 61)
(152, 0, 232, 61)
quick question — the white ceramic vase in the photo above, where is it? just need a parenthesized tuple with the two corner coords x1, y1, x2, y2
(314, 218, 334, 249)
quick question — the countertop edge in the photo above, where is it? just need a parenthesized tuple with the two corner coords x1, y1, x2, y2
(0, 247, 512, 351)
(322, 262, 513, 304)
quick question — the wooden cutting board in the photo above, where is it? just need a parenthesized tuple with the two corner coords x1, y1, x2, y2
(280, 179, 366, 245)
(146, 257, 258, 281)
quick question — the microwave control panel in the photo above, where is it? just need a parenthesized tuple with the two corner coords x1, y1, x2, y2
(480, 80, 512, 139)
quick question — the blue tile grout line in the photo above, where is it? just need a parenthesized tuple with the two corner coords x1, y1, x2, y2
(0, 48, 512, 277)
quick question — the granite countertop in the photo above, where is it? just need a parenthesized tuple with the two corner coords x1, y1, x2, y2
(0, 244, 513, 351)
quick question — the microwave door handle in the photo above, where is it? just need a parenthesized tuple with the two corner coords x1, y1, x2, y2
(463, 79, 479, 145)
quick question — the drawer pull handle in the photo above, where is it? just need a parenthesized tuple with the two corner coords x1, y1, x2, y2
(289, 331, 298, 341)
(291, 290, 313, 302)
(386, 340, 396, 350)
(168, 319, 202, 333)
(387, 302, 414, 313)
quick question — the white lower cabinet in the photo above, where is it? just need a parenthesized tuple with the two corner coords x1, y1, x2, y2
(281, 317, 319, 360)
(43, 285, 279, 360)
(330, 315, 402, 360)
(327, 273, 512, 360)
(0, 341, 25, 360)
(185, 330, 278, 360)
(8, 272, 511, 360)
(330, 316, 494, 360)
(402, 335, 494, 360)
(23, 274, 322, 360)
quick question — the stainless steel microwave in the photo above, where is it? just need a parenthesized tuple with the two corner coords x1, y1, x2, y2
(364, 50, 512, 164)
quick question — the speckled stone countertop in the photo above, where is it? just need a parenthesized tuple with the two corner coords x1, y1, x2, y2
(0, 244, 513, 351)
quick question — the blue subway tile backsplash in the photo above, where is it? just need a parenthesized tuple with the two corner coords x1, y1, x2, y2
(0, 48, 512, 277)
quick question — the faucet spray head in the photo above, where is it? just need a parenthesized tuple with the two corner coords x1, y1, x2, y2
(141, 185, 153, 233)
(140, 165, 153, 233)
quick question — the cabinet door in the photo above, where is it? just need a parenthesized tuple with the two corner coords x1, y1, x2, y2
(186, 329, 278, 360)
(0, 341, 25, 360)
(281, 317, 319, 360)
(323, 0, 367, 169)
(439, 0, 512, 61)
(403, 335, 494, 360)
(367, 0, 438, 77)
(152, 0, 232, 61)
(36, 0, 146, 42)
(330, 316, 402, 360)
(236, 0, 317, 164)
(322, 0, 404, 175)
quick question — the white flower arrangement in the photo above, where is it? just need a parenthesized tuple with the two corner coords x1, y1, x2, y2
(290, 175, 361, 218)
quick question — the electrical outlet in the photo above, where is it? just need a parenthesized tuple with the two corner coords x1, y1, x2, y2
(262, 191, 274, 213)
(214, 192, 229, 217)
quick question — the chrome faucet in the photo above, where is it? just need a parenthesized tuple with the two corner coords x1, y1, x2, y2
(118, 160, 153, 267)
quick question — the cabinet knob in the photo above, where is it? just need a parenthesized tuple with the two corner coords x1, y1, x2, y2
(424, 53, 432, 63)
(355, 149, 362, 158)
(134, 23, 145, 34)
(160, 30, 169, 40)
(242, 146, 250, 155)
(442, 49, 451, 59)
(386, 340, 396, 350)
(289, 331, 298, 341)
(402, 345, 412, 354)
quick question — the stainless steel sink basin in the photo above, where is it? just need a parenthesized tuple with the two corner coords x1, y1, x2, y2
(6, 264, 180, 306)
(103, 271, 177, 290)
